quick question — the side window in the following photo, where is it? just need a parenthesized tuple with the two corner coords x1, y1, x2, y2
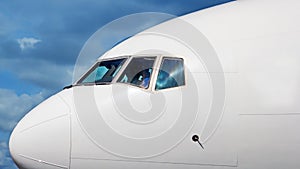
(155, 57, 185, 90)
(117, 57, 155, 89)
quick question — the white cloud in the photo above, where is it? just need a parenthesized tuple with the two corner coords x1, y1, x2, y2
(0, 142, 8, 166)
(0, 142, 7, 148)
(0, 141, 17, 169)
(0, 58, 73, 90)
(17, 37, 41, 50)
(0, 89, 44, 131)
(0, 151, 4, 166)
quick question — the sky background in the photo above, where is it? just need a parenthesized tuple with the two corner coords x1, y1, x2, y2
(0, 0, 232, 168)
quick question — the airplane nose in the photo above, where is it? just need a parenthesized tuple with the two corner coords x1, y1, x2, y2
(9, 94, 71, 169)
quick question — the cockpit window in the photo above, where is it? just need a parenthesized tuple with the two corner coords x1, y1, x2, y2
(117, 57, 155, 89)
(155, 57, 185, 90)
(77, 58, 126, 84)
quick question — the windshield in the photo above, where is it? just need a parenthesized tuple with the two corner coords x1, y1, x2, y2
(117, 57, 156, 89)
(77, 58, 127, 85)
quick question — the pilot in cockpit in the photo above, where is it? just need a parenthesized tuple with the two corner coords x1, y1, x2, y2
(131, 69, 151, 88)
(140, 70, 150, 88)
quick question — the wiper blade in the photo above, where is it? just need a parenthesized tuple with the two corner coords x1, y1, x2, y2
(95, 82, 110, 85)
(63, 82, 110, 89)
(63, 84, 73, 90)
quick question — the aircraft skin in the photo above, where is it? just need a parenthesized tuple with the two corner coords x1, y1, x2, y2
(9, 0, 300, 169)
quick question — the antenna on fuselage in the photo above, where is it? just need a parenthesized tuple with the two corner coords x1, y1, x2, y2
(192, 134, 204, 149)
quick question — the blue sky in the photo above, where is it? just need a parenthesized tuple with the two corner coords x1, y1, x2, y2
(0, 0, 232, 168)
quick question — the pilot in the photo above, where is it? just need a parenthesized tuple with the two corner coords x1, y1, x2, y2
(140, 69, 150, 88)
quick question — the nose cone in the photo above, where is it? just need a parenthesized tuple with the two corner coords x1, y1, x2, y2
(9, 94, 71, 169)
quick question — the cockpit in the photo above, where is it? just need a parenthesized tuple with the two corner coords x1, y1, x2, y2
(76, 55, 186, 91)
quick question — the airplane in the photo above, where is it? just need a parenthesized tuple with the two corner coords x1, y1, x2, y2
(9, 0, 300, 168)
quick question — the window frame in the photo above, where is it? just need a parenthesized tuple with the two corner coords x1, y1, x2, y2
(74, 55, 186, 92)
(151, 56, 186, 92)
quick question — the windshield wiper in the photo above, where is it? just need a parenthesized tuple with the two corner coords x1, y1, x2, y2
(95, 82, 110, 85)
(63, 84, 74, 90)
(63, 82, 110, 89)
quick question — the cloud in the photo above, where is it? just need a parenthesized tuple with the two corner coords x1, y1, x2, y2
(0, 141, 17, 169)
(0, 89, 44, 131)
(0, 147, 5, 165)
(0, 58, 74, 91)
(0, 142, 7, 148)
(17, 37, 41, 50)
